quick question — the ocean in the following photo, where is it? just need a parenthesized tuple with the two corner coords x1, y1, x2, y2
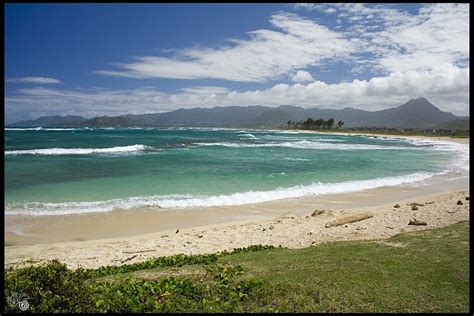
(4, 127, 468, 216)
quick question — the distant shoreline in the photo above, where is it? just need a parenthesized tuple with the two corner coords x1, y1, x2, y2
(289, 129, 470, 143)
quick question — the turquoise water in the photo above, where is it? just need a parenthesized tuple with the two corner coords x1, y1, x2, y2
(5, 127, 463, 215)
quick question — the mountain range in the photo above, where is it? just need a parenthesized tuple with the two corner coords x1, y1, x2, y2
(7, 97, 468, 130)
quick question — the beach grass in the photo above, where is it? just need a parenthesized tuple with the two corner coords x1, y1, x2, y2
(4, 221, 469, 313)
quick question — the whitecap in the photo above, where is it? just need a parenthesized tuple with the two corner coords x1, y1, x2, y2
(5, 144, 157, 156)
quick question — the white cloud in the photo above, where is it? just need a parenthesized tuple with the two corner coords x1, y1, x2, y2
(95, 4, 468, 85)
(95, 12, 355, 83)
(6, 63, 469, 123)
(291, 70, 315, 83)
(6, 77, 62, 84)
(294, 3, 469, 74)
(374, 3, 469, 73)
(180, 86, 230, 95)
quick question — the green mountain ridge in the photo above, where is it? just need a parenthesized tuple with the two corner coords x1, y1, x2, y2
(7, 97, 467, 130)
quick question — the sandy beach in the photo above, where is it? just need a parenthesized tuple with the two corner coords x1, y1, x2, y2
(4, 134, 469, 270)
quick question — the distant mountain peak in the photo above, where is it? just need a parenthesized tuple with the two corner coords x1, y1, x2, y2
(398, 97, 440, 111)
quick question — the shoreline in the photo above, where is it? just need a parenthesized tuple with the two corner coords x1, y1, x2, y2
(4, 133, 469, 269)
(289, 128, 469, 144)
(5, 187, 469, 269)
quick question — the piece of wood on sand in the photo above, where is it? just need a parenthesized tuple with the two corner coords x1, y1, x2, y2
(325, 212, 373, 228)
(408, 218, 427, 226)
(409, 202, 424, 207)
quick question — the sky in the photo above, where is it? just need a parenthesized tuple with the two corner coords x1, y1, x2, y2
(4, 3, 470, 123)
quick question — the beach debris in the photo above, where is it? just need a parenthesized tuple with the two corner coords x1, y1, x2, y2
(275, 212, 297, 223)
(385, 226, 394, 229)
(457, 200, 463, 205)
(311, 209, 330, 216)
(425, 201, 435, 204)
(269, 225, 275, 230)
(197, 235, 203, 238)
(307, 231, 313, 236)
(123, 249, 156, 254)
(262, 228, 266, 232)
(466, 196, 470, 201)
(121, 255, 138, 264)
(305, 216, 309, 219)
(324, 212, 373, 228)
(161, 235, 169, 238)
(411, 205, 419, 210)
(409, 202, 424, 207)
(408, 218, 427, 226)
(175, 229, 179, 234)
(446, 209, 458, 214)
(355, 227, 366, 230)
(394, 204, 400, 208)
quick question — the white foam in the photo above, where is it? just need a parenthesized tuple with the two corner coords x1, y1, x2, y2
(5, 127, 88, 131)
(5, 127, 44, 131)
(274, 130, 301, 134)
(284, 157, 311, 161)
(238, 133, 258, 139)
(195, 140, 419, 150)
(5, 172, 435, 216)
(404, 138, 470, 173)
(5, 144, 156, 156)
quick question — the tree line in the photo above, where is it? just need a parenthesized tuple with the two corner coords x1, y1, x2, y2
(286, 118, 344, 130)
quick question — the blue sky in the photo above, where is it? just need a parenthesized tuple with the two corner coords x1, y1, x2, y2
(5, 3, 469, 123)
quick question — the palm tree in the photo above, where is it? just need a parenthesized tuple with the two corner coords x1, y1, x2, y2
(327, 118, 334, 129)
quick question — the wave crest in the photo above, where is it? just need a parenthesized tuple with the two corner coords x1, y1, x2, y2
(6, 172, 434, 216)
(5, 144, 156, 156)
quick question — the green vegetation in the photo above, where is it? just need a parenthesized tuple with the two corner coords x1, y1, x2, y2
(4, 222, 469, 313)
(285, 118, 469, 138)
(287, 118, 341, 130)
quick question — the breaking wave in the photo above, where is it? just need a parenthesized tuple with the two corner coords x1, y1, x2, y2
(5, 172, 435, 216)
(5, 144, 157, 156)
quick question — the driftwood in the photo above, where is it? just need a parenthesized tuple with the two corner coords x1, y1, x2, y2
(411, 205, 419, 210)
(121, 255, 138, 263)
(425, 201, 435, 204)
(123, 249, 156, 254)
(409, 202, 424, 207)
(325, 212, 373, 228)
(393, 204, 400, 208)
(408, 218, 427, 226)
